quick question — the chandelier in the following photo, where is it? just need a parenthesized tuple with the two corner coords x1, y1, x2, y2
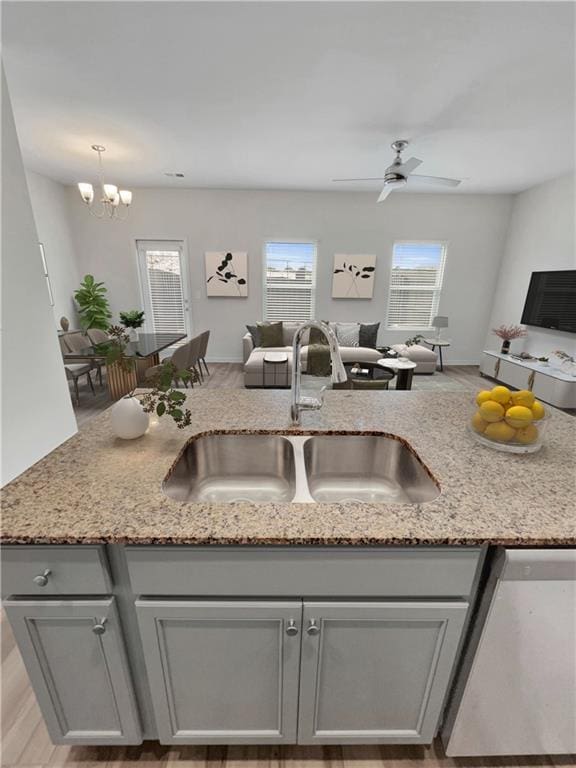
(77, 145, 133, 219)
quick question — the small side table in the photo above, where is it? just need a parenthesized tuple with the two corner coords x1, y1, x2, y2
(423, 338, 451, 372)
(263, 351, 289, 388)
(378, 358, 417, 390)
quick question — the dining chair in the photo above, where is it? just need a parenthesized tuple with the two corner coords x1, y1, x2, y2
(59, 336, 95, 406)
(144, 339, 194, 387)
(63, 331, 104, 387)
(198, 330, 210, 377)
(86, 328, 110, 345)
(186, 334, 205, 385)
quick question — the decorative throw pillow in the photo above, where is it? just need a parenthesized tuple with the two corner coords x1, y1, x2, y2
(359, 322, 380, 349)
(258, 321, 284, 348)
(246, 324, 261, 347)
(336, 322, 360, 347)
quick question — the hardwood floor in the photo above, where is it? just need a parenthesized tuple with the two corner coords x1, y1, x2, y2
(71, 364, 485, 428)
(1, 610, 574, 766)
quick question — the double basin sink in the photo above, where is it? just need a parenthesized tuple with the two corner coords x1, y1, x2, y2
(163, 432, 440, 505)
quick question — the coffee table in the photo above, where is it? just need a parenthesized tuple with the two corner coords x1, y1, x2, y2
(378, 358, 417, 390)
(336, 361, 396, 390)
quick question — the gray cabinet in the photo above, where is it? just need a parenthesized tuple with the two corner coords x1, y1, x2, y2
(297, 602, 468, 744)
(136, 600, 302, 744)
(3, 597, 142, 745)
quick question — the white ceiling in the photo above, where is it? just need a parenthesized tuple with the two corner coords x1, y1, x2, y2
(3, 1, 575, 194)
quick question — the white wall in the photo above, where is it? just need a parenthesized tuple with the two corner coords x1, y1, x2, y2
(26, 170, 80, 328)
(487, 174, 576, 357)
(1, 69, 77, 486)
(66, 187, 512, 363)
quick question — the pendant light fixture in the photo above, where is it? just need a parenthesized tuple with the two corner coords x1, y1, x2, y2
(77, 145, 133, 219)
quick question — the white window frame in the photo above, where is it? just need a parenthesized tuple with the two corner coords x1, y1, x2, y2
(386, 240, 448, 331)
(134, 238, 193, 338)
(262, 239, 318, 322)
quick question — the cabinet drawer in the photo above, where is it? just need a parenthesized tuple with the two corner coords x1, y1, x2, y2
(1, 545, 111, 597)
(126, 547, 481, 598)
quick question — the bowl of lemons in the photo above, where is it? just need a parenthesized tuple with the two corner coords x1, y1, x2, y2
(470, 386, 550, 453)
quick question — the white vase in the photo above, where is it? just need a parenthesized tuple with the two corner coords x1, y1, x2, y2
(110, 396, 149, 439)
(127, 328, 139, 342)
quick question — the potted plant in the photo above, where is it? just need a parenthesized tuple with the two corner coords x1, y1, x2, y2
(94, 327, 195, 439)
(119, 310, 145, 342)
(74, 275, 112, 331)
(492, 324, 527, 355)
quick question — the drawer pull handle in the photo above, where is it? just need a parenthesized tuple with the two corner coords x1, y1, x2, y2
(286, 620, 299, 636)
(307, 619, 320, 636)
(33, 569, 51, 587)
(92, 618, 107, 635)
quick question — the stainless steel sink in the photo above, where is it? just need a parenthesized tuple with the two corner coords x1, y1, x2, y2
(163, 431, 439, 505)
(163, 433, 296, 503)
(303, 434, 439, 504)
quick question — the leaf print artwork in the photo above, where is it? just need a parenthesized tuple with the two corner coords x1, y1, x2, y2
(205, 252, 248, 297)
(332, 254, 376, 299)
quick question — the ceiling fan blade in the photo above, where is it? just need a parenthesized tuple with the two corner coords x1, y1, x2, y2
(409, 174, 461, 187)
(332, 177, 386, 182)
(399, 157, 423, 176)
(377, 186, 394, 203)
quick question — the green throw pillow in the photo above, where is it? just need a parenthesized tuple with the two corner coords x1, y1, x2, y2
(258, 321, 284, 347)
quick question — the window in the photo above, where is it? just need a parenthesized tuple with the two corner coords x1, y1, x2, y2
(264, 241, 316, 322)
(386, 242, 447, 329)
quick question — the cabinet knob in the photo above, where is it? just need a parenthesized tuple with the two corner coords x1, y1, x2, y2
(306, 619, 320, 636)
(286, 619, 299, 636)
(33, 569, 51, 587)
(92, 618, 107, 635)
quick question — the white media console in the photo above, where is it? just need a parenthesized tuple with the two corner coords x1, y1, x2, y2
(480, 351, 576, 409)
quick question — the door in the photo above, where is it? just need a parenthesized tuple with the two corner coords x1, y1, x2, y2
(136, 600, 302, 744)
(136, 240, 192, 342)
(3, 597, 141, 745)
(298, 601, 467, 744)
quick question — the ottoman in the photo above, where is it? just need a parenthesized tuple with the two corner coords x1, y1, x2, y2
(390, 343, 438, 374)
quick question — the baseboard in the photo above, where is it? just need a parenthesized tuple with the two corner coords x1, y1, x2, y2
(205, 355, 244, 364)
(444, 360, 481, 367)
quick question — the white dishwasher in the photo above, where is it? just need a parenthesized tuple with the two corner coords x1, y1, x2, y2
(443, 549, 576, 756)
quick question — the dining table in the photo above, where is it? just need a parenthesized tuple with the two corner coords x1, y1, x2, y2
(62, 332, 187, 400)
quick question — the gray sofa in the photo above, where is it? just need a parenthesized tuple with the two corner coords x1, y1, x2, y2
(244, 322, 381, 388)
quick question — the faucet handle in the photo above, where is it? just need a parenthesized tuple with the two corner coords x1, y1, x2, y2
(299, 395, 323, 410)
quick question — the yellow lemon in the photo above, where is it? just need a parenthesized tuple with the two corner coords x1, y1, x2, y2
(515, 424, 539, 445)
(531, 401, 546, 421)
(505, 405, 534, 428)
(485, 421, 516, 443)
(479, 400, 505, 422)
(476, 390, 493, 406)
(491, 385, 512, 405)
(471, 412, 489, 433)
(512, 389, 535, 408)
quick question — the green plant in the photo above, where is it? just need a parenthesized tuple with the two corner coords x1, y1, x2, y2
(139, 362, 195, 429)
(405, 334, 424, 347)
(94, 325, 135, 373)
(74, 275, 112, 330)
(119, 310, 145, 329)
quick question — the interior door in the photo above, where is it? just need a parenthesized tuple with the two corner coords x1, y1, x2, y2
(136, 600, 302, 744)
(3, 597, 142, 745)
(136, 240, 192, 341)
(297, 601, 467, 744)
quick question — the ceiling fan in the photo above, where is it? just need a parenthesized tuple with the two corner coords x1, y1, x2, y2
(333, 139, 462, 202)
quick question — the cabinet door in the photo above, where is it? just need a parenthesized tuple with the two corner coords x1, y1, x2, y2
(298, 601, 467, 745)
(136, 600, 302, 744)
(3, 598, 142, 745)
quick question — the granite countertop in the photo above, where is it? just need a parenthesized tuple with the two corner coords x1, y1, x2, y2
(1, 390, 575, 546)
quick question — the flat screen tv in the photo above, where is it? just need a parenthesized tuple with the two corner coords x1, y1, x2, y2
(521, 270, 576, 333)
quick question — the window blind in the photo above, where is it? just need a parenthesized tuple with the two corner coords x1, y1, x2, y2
(264, 242, 316, 322)
(137, 243, 187, 340)
(386, 242, 447, 329)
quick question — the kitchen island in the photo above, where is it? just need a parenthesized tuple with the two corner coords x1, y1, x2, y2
(1, 390, 575, 750)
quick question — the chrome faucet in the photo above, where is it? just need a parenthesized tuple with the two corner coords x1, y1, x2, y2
(290, 320, 347, 426)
